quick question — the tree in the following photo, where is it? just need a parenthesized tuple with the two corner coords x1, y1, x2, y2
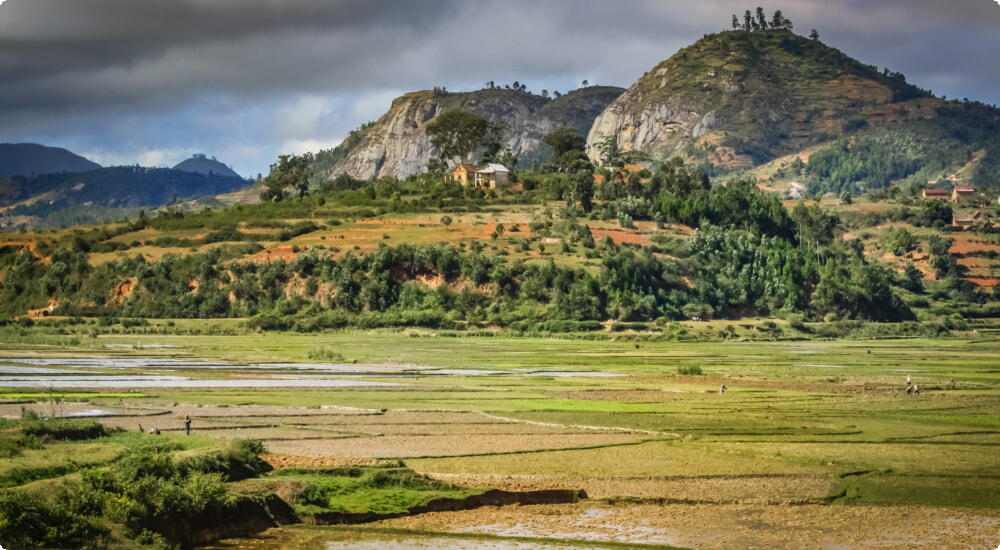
(755, 7, 767, 29)
(262, 153, 312, 201)
(810, 29, 820, 41)
(581, 79, 589, 88)
(595, 135, 622, 167)
(440, 215, 453, 228)
(771, 10, 787, 30)
(902, 263, 924, 293)
(569, 169, 595, 213)
(732, 14, 740, 29)
(887, 227, 917, 256)
(543, 127, 587, 159)
(743, 10, 752, 31)
(426, 110, 491, 167)
(477, 119, 508, 165)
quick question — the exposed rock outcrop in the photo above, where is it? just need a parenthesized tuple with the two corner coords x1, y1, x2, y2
(586, 29, 931, 168)
(315, 87, 623, 180)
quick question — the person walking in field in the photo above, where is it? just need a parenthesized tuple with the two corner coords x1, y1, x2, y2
(906, 374, 911, 387)
(720, 384, 727, 395)
(184, 414, 191, 435)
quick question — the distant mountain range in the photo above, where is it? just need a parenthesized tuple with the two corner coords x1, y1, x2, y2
(0, 148, 249, 230)
(0, 143, 102, 177)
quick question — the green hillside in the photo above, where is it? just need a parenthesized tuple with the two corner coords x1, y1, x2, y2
(592, 29, 1000, 193)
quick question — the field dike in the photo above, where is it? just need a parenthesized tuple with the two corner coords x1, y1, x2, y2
(160, 493, 299, 549)
(171, 485, 585, 548)
(304, 488, 587, 525)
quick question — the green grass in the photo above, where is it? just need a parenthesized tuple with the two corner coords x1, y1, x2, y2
(3, 334, 1000, 511)
(270, 467, 482, 516)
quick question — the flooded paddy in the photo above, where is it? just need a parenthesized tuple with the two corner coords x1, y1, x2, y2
(3, 336, 1000, 550)
(0, 356, 623, 389)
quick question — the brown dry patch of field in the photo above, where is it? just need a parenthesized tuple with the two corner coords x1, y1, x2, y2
(372, 501, 1000, 550)
(590, 229, 651, 247)
(827, 76, 892, 102)
(427, 472, 834, 502)
(965, 277, 999, 288)
(264, 433, 644, 459)
(245, 245, 302, 263)
(949, 239, 1000, 255)
(260, 454, 383, 469)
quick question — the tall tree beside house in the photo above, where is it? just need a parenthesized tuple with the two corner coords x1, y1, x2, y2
(426, 110, 492, 168)
(477, 119, 508, 166)
(543, 127, 587, 159)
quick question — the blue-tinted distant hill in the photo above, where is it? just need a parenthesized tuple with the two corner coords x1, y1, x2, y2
(0, 143, 102, 177)
(173, 154, 241, 178)
(0, 165, 251, 229)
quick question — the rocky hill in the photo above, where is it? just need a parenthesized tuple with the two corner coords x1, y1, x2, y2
(586, 30, 1000, 191)
(313, 86, 624, 180)
(0, 143, 101, 177)
(173, 154, 241, 179)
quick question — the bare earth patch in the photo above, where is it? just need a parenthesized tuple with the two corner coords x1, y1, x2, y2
(372, 502, 1000, 550)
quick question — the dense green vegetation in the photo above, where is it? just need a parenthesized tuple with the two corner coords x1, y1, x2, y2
(274, 466, 480, 516)
(5, 141, 1000, 335)
(6, 154, 975, 331)
(0, 415, 271, 549)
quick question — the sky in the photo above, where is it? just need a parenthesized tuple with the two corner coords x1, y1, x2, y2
(1, 0, 999, 179)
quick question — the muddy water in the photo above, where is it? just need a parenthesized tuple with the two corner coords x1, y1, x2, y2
(205, 527, 627, 550)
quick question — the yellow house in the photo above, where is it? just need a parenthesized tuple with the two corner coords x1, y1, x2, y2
(448, 163, 510, 189)
(447, 164, 478, 185)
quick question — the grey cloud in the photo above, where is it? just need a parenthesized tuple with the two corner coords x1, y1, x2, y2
(0, 0, 998, 176)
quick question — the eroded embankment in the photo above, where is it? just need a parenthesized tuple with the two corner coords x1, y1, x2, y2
(305, 488, 586, 525)
(177, 486, 584, 549)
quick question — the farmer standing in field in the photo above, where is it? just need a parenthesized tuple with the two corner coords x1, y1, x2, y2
(184, 414, 191, 435)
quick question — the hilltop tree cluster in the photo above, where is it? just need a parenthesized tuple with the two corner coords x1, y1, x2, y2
(730, 7, 793, 32)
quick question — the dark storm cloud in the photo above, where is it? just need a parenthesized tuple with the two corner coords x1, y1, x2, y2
(0, 0, 458, 115)
(0, 0, 997, 176)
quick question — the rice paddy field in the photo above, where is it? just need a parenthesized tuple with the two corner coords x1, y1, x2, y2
(2, 331, 1000, 549)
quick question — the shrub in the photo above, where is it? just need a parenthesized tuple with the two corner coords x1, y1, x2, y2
(677, 365, 704, 375)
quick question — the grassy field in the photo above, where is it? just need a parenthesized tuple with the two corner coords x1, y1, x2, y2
(2, 332, 999, 548)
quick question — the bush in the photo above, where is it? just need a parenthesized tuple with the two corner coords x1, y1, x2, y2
(677, 365, 704, 375)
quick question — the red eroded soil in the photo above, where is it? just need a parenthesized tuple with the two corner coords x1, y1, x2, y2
(949, 240, 1000, 255)
(591, 229, 651, 246)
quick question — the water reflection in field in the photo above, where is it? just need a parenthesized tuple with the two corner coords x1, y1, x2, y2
(0, 356, 623, 389)
(207, 528, 627, 550)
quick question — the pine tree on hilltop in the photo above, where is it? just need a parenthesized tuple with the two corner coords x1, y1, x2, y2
(731, 7, 794, 32)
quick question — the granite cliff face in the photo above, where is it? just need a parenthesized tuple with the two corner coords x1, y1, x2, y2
(586, 30, 932, 168)
(315, 86, 623, 180)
